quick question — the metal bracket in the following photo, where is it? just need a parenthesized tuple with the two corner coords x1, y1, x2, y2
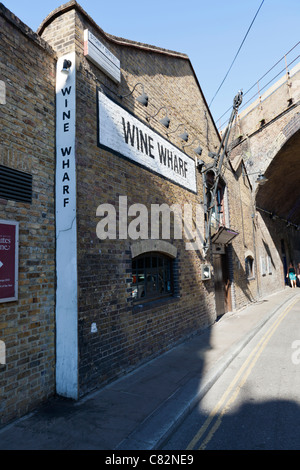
(202, 90, 243, 257)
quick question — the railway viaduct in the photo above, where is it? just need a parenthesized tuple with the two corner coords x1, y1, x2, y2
(229, 62, 300, 293)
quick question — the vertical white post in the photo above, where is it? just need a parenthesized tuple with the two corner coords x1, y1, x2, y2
(55, 52, 78, 399)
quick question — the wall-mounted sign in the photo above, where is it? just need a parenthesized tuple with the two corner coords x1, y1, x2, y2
(55, 52, 78, 400)
(56, 53, 76, 217)
(211, 226, 239, 245)
(84, 29, 121, 83)
(97, 92, 197, 193)
(0, 220, 19, 303)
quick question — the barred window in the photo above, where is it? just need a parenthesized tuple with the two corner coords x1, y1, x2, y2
(132, 252, 173, 302)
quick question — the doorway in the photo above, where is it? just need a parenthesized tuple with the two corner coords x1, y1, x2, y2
(213, 250, 231, 318)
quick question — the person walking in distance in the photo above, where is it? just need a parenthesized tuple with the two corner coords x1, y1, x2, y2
(287, 262, 297, 288)
(296, 262, 300, 287)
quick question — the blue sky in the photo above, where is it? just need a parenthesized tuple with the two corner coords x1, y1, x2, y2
(4, 0, 300, 128)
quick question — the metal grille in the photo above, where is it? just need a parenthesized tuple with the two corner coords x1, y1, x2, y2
(0, 165, 32, 203)
(132, 253, 173, 302)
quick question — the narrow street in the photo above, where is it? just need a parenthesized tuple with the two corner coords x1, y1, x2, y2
(163, 297, 300, 450)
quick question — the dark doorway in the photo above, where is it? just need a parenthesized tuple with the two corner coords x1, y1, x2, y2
(213, 250, 231, 318)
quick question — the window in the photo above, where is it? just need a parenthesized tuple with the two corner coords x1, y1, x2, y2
(245, 256, 254, 279)
(267, 255, 273, 274)
(260, 256, 266, 276)
(132, 252, 173, 302)
(205, 171, 226, 232)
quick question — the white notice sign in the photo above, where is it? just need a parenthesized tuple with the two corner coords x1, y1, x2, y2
(55, 52, 78, 400)
(98, 92, 197, 193)
(84, 30, 121, 83)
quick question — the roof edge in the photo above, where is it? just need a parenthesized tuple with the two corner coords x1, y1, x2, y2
(0, 2, 56, 57)
(37, 0, 221, 141)
(37, 0, 189, 60)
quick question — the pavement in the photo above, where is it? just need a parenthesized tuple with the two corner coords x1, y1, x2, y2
(0, 286, 299, 450)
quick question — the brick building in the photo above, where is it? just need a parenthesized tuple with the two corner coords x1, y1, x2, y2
(229, 62, 300, 298)
(1, 1, 298, 425)
(38, 0, 224, 399)
(0, 4, 56, 423)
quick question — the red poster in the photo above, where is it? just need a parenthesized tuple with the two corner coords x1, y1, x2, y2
(0, 221, 18, 302)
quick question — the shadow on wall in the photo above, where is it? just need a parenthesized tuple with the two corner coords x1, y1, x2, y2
(259, 211, 295, 292)
(76, 67, 218, 397)
(230, 245, 257, 307)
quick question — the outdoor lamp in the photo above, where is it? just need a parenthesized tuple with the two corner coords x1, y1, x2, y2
(146, 106, 171, 128)
(208, 151, 217, 159)
(136, 90, 149, 107)
(61, 59, 72, 74)
(119, 83, 149, 107)
(242, 169, 268, 185)
(255, 173, 268, 185)
(183, 138, 203, 155)
(194, 145, 203, 155)
(160, 115, 171, 128)
(196, 159, 205, 171)
(178, 130, 189, 142)
(167, 123, 189, 142)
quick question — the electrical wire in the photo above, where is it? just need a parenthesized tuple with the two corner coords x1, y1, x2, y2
(241, 54, 299, 109)
(209, 0, 265, 109)
(217, 48, 300, 129)
(216, 41, 300, 126)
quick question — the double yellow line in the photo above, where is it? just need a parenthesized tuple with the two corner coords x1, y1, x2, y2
(186, 297, 300, 450)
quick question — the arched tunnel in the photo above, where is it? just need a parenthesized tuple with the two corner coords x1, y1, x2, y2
(256, 127, 300, 227)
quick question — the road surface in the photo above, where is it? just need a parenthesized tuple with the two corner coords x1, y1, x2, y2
(163, 296, 300, 450)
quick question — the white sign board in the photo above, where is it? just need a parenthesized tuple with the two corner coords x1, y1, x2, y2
(98, 92, 197, 193)
(55, 52, 78, 400)
(84, 29, 121, 83)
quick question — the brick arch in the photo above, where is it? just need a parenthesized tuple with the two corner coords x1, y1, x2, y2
(130, 239, 178, 259)
(245, 249, 255, 259)
(263, 112, 300, 175)
(255, 113, 300, 224)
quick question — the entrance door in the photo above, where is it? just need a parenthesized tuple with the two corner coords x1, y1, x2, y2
(213, 252, 231, 318)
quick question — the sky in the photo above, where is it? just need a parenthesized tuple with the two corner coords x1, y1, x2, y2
(4, 0, 300, 129)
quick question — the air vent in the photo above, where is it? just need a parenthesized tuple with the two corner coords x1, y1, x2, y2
(0, 165, 32, 203)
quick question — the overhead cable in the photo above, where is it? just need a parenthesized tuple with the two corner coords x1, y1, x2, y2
(209, 0, 265, 109)
(217, 41, 300, 125)
(218, 51, 300, 130)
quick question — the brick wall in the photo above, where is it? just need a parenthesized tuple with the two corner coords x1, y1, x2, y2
(0, 5, 56, 425)
(76, 8, 221, 394)
(229, 66, 300, 188)
(229, 64, 300, 299)
(255, 212, 286, 296)
(229, 163, 258, 309)
(40, 2, 223, 396)
(0, 0, 297, 425)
